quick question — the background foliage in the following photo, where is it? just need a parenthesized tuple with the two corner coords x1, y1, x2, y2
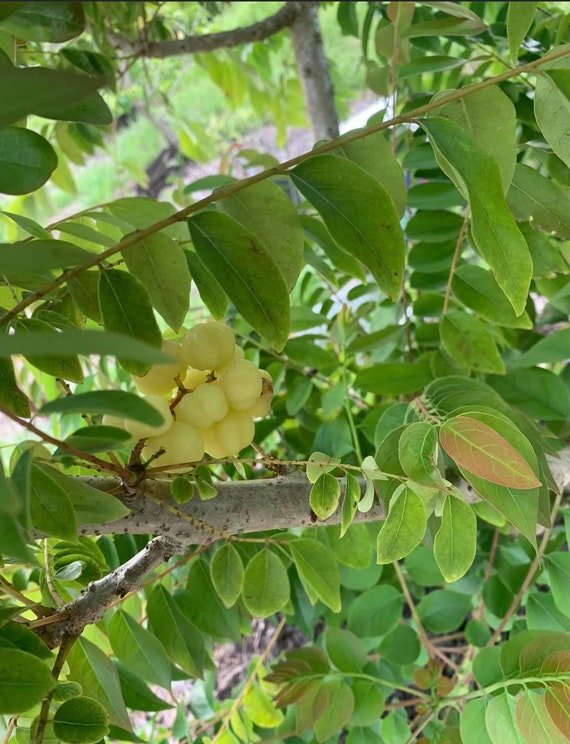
(0, 2, 569, 744)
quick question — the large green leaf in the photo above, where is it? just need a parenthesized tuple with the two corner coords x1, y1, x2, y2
(290, 154, 405, 299)
(218, 178, 304, 291)
(108, 610, 171, 690)
(421, 117, 532, 315)
(0, 2, 85, 41)
(0, 127, 57, 195)
(15, 317, 84, 383)
(0, 648, 56, 714)
(39, 390, 165, 425)
(29, 463, 76, 541)
(0, 357, 30, 417)
(313, 679, 354, 743)
(182, 560, 240, 642)
(310, 473, 341, 521)
(347, 585, 403, 638)
(0, 329, 171, 365)
(34, 464, 130, 524)
(507, 163, 570, 239)
(339, 130, 407, 217)
(434, 493, 477, 582)
(123, 232, 190, 332)
(53, 696, 110, 744)
(183, 249, 227, 320)
(146, 585, 204, 678)
(507, 2, 538, 63)
(290, 538, 341, 612)
(517, 329, 570, 367)
(210, 543, 244, 609)
(67, 637, 131, 730)
(488, 367, 570, 421)
(429, 86, 517, 192)
(242, 549, 290, 618)
(98, 268, 162, 375)
(0, 68, 110, 127)
(440, 311, 505, 374)
(0, 239, 94, 276)
(452, 265, 532, 329)
(189, 211, 290, 350)
(355, 361, 433, 395)
(535, 72, 570, 168)
(417, 590, 472, 632)
(398, 421, 443, 487)
(376, 484, 427, 563)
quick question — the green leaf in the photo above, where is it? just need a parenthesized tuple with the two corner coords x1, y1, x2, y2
(106, 198, 184, 241)
(440, 311, 505, 374)
(29, 463, 76, 541)
(115, 663, 173, 712)
(189, 211, 290, 350)
(507, 163, 570, 239)
(452, 266, 532, 329)
(98, 269, 162, 375)
(60, 48, 116, 92)
(407, 182, 465, 211)
(339, 131, 407, 217)
(376, 484, 427, 564)
(440, 416, 540, 490)
(210, 544, 244, 609)
(0, 239, 94, 277)
(347, 585, 403, 638)
(507, 2, 538, 63)
(461, 699, 494, 744)
(0, 2, 85, 41)
(53, 696, 110, 744)
(306, 451, 341, 484)
(486, 692, 523, 744)
(146, 585, 204, 678)
(378, 625, 421, 665)
(38, 476, 130, 531)
(546, 554, 570, 618)
(181, 561, 240, 642)
(242, 549, 290, 617)
(332, 522, 371, 569)
(39, 390, 165, 425)
(14, 317, 83, 382)
(325, 627, 367, 673)
(517, 329, 570, 367)
(123, 233, 190, 332)
(398, 55, 467, 77)
(0, 357, 30, 417)
(310, 473, 341, 521)
(108, 611, 171, 690)
(434, 493, 477, 582)
(0, 127, 57, 195)
(417, 590, 472, 633)
(183, 249, 228, 320)
(355, 361, 433, 395)
(535, 72, 570, 168)
(68, 271, 103, 323)
(398, 422, 443, 487)
(54, 425, 132, 456)
(67, 637, 130, 730)
(460, 471, 539, 549)
(218, 179, 304, 291)
(290, 154, 405, 299)
(0, 648, 56, 714)
(488, 367, 570, 421)
(290, 538, 341, 612)
(429, 86, 517, 192)
(421, 117, 532, 315)
(341, 472, 360, 537)
(403, 15, 487, 38)
(0, 68, 110, 128)
(313, 679, 354, 743)
(1, 210, 51, 239)
(0, 329, 171, 365)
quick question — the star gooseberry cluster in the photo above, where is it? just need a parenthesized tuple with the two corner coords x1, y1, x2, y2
(103, 322, 273, 469)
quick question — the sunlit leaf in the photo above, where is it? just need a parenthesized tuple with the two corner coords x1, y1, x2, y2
(376, 484, 427, 564)
(440, 416, 540, 489)
(434, 493, 477, 582)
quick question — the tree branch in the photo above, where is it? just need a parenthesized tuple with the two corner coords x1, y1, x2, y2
(290, 1, 339, 139)
(77, 472, 385, 542)
(33, 536, 181, 648)
(113, 2, 300, 58)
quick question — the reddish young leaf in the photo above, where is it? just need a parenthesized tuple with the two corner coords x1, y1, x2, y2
(542, 651, 570, 739)
(439, 416, 541, 489)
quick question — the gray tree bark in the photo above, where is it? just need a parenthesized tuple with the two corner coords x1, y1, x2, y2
(289, 1, 340, 139)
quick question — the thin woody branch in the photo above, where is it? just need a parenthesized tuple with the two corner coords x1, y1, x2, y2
(112, 2, 300, 58)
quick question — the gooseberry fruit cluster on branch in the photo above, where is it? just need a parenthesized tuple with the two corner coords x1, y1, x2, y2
(103, 322, 273, 469)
